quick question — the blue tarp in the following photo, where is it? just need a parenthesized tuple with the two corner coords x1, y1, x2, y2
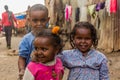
(16, 14, 26, 19)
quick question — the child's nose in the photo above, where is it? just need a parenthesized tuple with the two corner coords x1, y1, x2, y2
(81, 39, 85, 42)
(36, 21, 42, 26)
(37, 50, 42, 53)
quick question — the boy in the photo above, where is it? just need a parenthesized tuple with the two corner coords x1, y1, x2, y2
(18, 4, 50, 80)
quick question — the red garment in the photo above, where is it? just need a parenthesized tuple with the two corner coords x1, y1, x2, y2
(110, 0, 117, 13)
(65, 5, 72, 21)
(2, 11, 17, 26)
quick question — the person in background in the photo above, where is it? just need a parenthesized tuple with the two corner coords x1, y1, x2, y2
(18, 4, 50, 80)
(23, 28, 64, 80)
(0, 18, 2, 34)
(1, 5, 17, 49)
(59, 22, 109, 80)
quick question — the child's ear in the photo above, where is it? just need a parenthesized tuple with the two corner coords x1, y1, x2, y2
(46, 17, 50, 22)
(48, 17, 50, 21)
(55, 47, 60, 54)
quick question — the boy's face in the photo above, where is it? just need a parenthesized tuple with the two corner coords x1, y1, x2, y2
(29, 10, 49, 33)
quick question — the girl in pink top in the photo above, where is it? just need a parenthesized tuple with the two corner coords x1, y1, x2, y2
(23, 27, 64, 80)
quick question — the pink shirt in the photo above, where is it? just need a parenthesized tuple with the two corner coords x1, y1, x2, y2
(23, 58, 64, 80)
(2, 11, 17, 26)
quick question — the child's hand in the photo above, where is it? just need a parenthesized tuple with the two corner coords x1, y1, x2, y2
(18, 69, 25, 80)
(52, 71, 57, 78)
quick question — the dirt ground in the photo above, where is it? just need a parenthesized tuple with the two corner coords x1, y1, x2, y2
(0, 35, 120, 80)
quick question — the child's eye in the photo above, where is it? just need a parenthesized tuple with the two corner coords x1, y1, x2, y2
(76, 37, 82, 40)
(32, 18, 46, 23)
(85, 37, 92, 40)
(34, 47, 48, 51)
(34, 47, 39, 50)
(32, 19, 39, 23)
(41, 48, 47, 51)
(40, 19, 46, 22)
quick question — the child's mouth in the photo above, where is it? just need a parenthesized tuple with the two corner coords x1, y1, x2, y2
(38, 55, 45, 58)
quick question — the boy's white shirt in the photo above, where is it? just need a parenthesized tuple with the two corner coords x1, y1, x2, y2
(23, 68, 34, 80)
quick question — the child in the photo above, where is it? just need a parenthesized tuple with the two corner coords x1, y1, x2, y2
(59, 22, 109, 80)
(23, 28, 64, 80)
(18, 4, 50, 80)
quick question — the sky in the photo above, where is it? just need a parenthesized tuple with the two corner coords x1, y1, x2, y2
(0, 0, 45, 18)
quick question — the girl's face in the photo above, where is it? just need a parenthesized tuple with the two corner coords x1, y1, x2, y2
(34, 37, 58, 63)
(29, 10, 49, 33)
(73, 27, 93, 54)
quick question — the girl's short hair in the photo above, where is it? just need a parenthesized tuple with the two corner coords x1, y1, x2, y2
(70, 22, 98, 48)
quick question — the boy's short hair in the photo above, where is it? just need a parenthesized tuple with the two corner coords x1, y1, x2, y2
(4, 5, 8, 10)
(29, 4, 48, 17)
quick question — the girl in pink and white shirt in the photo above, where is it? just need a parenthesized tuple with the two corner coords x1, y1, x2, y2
(23, 28, 64, 80)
